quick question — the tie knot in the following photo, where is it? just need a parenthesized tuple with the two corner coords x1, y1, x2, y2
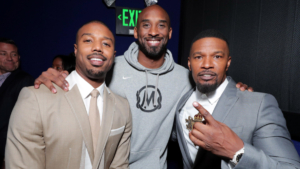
(90, 89, 100, 98)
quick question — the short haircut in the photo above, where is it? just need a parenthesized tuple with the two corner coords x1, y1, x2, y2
(191, 29, 229, 47)
(0, 37, 18, 49)
(76, 20, 114, 44)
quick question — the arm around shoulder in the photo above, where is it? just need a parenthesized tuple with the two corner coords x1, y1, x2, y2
(235, 94, 300, 169)
(5, 87, 45, 169)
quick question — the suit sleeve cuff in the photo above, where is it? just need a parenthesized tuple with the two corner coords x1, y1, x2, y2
(232, 143, 262, 168)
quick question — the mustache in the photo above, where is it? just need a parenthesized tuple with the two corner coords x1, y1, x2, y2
(87, 53, 107, 60)
(197, 70, 217, 76)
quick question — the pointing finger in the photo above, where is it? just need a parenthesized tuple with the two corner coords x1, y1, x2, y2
(193, 102, 216, 125)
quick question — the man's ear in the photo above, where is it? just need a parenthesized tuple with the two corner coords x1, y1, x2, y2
(168, 27, 173, 40)
(114, 50, 116, 58)
(226, 56, 231, 71)
(134, 27, 138, 39)
(74, 44, 77, 56)
(188, 57, 191, 71)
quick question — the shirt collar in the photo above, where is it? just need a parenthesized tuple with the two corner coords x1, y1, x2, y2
(0, 72, 11, 87)
(195, 77, 229, 105)
(0, 72, 11, 80)
(66, 70, 107, 100)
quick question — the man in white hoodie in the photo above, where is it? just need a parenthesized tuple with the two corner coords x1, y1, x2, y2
(33, 5, 250, 169)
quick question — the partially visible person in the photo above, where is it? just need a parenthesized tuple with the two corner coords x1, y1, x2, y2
(0, 38, 34, 168)
(52, 53, 75, 73)
(5, 21, 132, 169)
(173, 29, 300, 169)
(52, 55, 64, 72)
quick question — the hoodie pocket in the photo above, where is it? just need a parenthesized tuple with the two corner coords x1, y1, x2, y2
(129, 149, 160, 169)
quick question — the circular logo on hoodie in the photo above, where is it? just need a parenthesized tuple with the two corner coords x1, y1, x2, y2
(136, 85, 162, 112)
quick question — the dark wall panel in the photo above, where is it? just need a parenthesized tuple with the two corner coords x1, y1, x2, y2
(290, 1, 300, 112)
(179, 0, 300, 114)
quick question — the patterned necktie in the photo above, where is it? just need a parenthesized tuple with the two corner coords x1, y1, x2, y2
(89, 89, 100, 153)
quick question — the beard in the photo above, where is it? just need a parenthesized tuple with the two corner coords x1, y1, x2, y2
(194, 69, 221, 94)
(137, 37, 168, 60)
(196, 81, 219, 94)
(86, 68, 105, 79)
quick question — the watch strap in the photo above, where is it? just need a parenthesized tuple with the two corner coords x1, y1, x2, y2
(230, 147, 244, 165)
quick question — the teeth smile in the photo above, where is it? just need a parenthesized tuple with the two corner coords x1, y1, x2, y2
(203, 75, 211, 77)
(149, 41, 159, 43)
(90, 58, 103, 61)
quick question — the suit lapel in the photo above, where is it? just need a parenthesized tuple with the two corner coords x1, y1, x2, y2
(93, 86, 115, 168)
(175, 88, 195, 167)
(212, 77, 239, 123)
(64, 85, 94, 164)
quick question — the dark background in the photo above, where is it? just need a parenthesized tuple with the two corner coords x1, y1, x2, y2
(0, 0, 182, 78)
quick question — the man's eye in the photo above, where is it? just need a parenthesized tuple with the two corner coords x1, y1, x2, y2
(195, 56, 202, 59)
(215, 55, 222, 59)
(143, 24, 150, 27)
(103, 43, 110, 47)
(0, 53, 6, 55)
(159, 24, 166, 28)
(55, 67, 62, 71)
(84, 39, 92, 42)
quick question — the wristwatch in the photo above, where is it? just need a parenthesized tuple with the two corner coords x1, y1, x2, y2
(230, 147, 244, 166)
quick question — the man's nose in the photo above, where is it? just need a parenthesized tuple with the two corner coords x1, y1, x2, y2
(148, 26, 159, 36)
(6, 54, 13, 61)
(201, 57, 213, 69)
(92, 41, 103, 52)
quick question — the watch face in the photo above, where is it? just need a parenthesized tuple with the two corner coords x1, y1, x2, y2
(236, 153, 243, 162)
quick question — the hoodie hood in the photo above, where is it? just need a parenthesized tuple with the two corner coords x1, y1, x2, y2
(123, 42, 175, 75)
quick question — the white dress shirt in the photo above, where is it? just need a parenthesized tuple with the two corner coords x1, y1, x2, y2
(179, 78, 229, 162)
(66, 71, 105, 169)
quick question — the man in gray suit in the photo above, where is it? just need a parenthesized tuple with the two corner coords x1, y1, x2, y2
(173, 29, 300, 169)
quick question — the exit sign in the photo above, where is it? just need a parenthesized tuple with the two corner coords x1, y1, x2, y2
(116, 7, 142, 35)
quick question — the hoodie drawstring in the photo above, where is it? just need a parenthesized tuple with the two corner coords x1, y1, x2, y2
(154, 73, 159, 107)
(145, 70, 149, 108)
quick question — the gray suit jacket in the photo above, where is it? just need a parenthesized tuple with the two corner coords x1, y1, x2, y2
(5, 84, 132, 169)
(174, 77, 300, 169)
